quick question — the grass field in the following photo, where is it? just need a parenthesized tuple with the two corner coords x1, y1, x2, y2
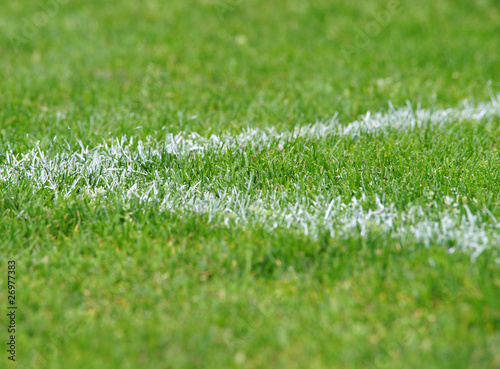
(1, 0, 500, 368)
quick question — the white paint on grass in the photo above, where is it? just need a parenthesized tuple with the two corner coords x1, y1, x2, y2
(156, 186, 499, 259)
(1, 98, 500, 257)
(158, 97, 500, 155)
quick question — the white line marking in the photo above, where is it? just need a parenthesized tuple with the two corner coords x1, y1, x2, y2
(1, 99, 500, 256)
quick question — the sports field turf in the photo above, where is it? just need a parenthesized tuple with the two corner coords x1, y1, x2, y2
(1, 0, 500, 368)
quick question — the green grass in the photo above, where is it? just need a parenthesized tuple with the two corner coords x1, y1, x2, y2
(1, 0, 500, 368)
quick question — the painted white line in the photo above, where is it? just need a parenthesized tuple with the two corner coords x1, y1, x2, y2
(156, 97, 500, 155)
(1, 99, 499, 255)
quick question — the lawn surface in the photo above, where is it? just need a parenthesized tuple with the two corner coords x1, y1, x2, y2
(1, 0, 500, 368)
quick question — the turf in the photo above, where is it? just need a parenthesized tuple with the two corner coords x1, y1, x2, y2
(1, 0, 500, 368)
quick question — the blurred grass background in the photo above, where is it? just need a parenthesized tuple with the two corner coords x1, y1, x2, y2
(0, 0, 498, 144)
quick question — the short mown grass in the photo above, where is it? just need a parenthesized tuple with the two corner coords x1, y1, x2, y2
(1, 0, 500, 368)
